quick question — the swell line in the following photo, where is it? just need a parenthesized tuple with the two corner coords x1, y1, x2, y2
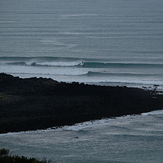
(82, 62, 163, 68)
(1, 56, 163, 68)
(85, 71, 162, 77)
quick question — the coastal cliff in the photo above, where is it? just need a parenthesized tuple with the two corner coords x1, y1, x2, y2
(0, 73, 162, 133)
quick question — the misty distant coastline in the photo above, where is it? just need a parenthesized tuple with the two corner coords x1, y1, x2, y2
(0, 73, 163, 134)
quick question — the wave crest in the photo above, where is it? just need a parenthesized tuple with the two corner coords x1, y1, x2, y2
(31, 61, 84, 67)
(7, 60, 84, 67)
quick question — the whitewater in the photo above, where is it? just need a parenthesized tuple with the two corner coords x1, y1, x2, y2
(0, 0, 163, 162)
(0, 110, 163, 163)
(1, 56, 163, 90)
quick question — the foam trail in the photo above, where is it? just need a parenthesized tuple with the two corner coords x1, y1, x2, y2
(141, 109, 163, 116)
(33, 61, 84, 67)
(1, 109, 162, 136)
(54, 109, 163, 131)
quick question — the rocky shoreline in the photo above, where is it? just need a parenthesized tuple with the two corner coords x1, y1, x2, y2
(0, 73, 163, 134)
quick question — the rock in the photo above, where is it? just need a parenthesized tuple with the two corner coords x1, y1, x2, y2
(0, 73, 163, 133)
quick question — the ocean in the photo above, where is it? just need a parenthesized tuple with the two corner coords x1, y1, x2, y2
(0, 0, 163, 162)
(1, 0, 163, 89)
(0, 110, 163, 163)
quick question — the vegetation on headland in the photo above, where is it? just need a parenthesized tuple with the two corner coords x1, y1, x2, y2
(0, 148, 51, 163)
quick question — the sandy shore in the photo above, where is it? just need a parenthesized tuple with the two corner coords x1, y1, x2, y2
(0, 73, 163, 133)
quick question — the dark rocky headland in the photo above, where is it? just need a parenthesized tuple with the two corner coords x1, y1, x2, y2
(0, 73, 163, 134)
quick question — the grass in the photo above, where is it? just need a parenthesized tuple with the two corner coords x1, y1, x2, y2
(0, 94, 3, 98)
(0, 148, 52, 163)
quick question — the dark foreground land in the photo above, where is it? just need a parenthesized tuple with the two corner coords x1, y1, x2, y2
(0, 148, 49, 163)
(0, 73, 163, 134)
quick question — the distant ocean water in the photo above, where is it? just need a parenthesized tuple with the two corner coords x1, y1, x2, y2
(0, 0, 163, 162)
(0, 0, 163, 89)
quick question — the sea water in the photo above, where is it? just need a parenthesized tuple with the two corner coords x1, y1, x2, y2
(0, 110, 163, 163)
(0, 0, 163, 162)
(0, 0, 163, 88)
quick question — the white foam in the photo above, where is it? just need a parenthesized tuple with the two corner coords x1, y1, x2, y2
(34, 61, 83, 67)
(60, 119, 113, 131)
(52, 116, 135, 132)
(141, 109, 163, 116)
(56, 109, 163, 131)
(1, 110, 163, 136)
(60, 14, 97, 19)
(0, 64, 88, 76)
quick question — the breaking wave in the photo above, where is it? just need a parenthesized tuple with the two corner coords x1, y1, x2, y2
(1, 56, 163, 68)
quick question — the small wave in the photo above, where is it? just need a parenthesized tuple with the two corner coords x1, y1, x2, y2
(85, 71, 161, 77)
(58, 110, 163, 131)
(83, 62, 163, 68)
(55, 115, 144, 131)
(141, 109, 163, 116)
(86, 71, 131, 77)
(1, 110, 162, 135)
(6, 60, 84, 67)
